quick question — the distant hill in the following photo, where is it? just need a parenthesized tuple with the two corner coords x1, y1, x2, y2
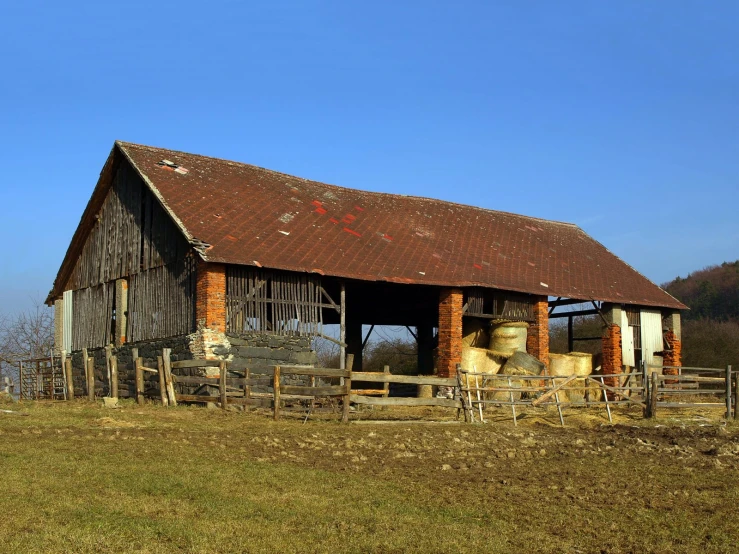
(662, 261, 739, 321)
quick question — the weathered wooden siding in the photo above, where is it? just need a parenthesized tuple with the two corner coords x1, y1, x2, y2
(66, 161, 191, 291)
(226, 267, 332, 336)
(127, 257, 197, 343)
(66, 159, 196, 350)
(72, 282, 115, 351)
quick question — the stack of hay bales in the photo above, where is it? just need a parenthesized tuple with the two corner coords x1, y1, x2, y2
(460, 347, 504, 390)
(463, 319, 490, 349)
(492, 351, 546, 401)
(489, 321, 529, 356)
(548, 352, 601, 403)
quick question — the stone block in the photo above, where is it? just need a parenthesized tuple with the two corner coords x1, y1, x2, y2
(289, 351, 316, 365)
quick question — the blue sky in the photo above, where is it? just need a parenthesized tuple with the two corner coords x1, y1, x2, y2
(1, 1, 737, 314)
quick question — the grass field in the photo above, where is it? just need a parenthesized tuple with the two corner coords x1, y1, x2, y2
(1, 399, 738, 553)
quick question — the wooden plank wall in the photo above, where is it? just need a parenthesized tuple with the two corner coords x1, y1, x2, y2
(66, 160, 191, 291)
(66, 158, 196, 350)
(464, 287, 535, 321)
(226, 268, 328, 336)
(72, 282, 115, 351)
(127, 257, 197, 342)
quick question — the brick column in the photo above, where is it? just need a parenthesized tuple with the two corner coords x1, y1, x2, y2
(196, 262, 226, 333)
(662, 330, 682, 376)
(438, 288, 463, 378)
(602, 324, 622, 392)
(526, 296, 549, 369)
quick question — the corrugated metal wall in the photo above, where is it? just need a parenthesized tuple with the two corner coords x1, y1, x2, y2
(620, 310, 635, 367)
(640, 309, 663, 370)
(62, 290, 73, 353)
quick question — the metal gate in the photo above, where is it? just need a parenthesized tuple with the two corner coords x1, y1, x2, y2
(18, 357, 66, 400)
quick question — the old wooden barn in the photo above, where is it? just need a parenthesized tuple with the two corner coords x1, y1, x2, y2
(45, 141, 686, 403)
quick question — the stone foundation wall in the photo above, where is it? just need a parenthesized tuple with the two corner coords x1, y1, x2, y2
(68, 331, 317, 399)
(69, 336, 193, 398)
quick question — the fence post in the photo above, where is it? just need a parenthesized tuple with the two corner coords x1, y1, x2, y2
(383, 365, 390, 399)
(649, 371, 658, 419)
(162, 348, 177, 406)
(110, 356, 118, 400)
(64, 357, 74, 400)
(342, 354, 354, 423)
(641, 360, 648, 417)
(105, 346, 112, 397)
(135, 357, 144, 406)
(157, 356, 168, 406)
(726, 365, 732, 420)
(219, 362, 227, 411)
(733, 366, 738, 421)
(273, 365, 281, 421)
(87, 358, 95, 401)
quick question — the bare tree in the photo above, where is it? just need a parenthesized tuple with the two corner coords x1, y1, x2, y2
(0, 298, 54, 387)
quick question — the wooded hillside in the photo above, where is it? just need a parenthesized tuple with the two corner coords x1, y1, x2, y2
(663, 261, 739, 321)
(663, 261, 739, 369)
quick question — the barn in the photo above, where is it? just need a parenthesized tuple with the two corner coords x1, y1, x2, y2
(46, 141, 686, 400)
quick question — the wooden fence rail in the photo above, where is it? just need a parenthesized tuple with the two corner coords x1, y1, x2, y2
(645, 363, 734, 419)
(457, 368, 647, 425)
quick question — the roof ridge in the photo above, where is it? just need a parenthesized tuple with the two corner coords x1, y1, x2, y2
(115, 140, 578, 228)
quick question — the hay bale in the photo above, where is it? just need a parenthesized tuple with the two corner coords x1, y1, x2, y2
(503, 351, 546, 376)
(417, 384, 434, 398)
(568, 352, 593, 376)
(489, 321, 528, 356)
(462, 319, 489, 348)
(548, 353, 575, 376)
(486, 353, 539, 402)
(461, 347, 503, 375)
(461, 347, 505, 405)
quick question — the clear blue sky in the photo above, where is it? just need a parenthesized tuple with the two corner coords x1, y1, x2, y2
(1, 1, 737, 314)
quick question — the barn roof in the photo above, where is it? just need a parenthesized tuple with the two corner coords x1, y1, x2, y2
(49, 141, 686, 309)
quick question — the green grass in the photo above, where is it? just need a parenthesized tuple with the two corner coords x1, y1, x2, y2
(1, 401, 738, 553)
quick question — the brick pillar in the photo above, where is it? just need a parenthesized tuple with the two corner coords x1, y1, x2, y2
(602, 324, 622, 391)
(662, 330, 682, 376)
(196, 262, 226, 333)
(438, 288, 463, 378)
(526, 296, 549, 369)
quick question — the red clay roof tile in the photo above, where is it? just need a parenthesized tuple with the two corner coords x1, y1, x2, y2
(118, 141, 684, 309)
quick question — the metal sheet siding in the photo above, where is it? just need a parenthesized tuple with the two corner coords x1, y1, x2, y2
(640, 309, 663, 370)
(62, 290, 73, 353)
(620, 310, 635, 367)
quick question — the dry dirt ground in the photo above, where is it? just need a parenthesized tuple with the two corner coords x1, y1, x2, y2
(1, 398, 738, 553)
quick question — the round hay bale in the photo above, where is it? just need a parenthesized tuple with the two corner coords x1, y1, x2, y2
(417, 384, 434, 398)
(548, 353, 575, 376)
(461, 347, 503, 375)
(504, 351, 546, 376)
(568, 352, 593, 376)
(489, 321, 529, 355)
(565, 377, 588, 403)
(462, 319, 490, 348)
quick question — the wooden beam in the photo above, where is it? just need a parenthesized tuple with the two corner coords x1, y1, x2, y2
(362, 324, 375, 351)
(549, 309, 599, 319)
(567, 316, 573, 353)
(548, 298, 589, 309)
(340, 282, 346, 371)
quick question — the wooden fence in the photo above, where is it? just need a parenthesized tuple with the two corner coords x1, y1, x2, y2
(21, 349, 739, 424)
(644, 363, 735, 419)
(457, 367, 646, 425)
